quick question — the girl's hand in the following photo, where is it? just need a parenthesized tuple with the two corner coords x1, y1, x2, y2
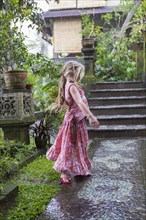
(89, 115, 100, 129)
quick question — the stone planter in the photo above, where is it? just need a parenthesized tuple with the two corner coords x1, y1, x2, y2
(82, 38, 95, 48)
(4, 70, 28, 90)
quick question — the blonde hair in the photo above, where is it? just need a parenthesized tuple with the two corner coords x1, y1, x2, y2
(50, 61, 85, 111)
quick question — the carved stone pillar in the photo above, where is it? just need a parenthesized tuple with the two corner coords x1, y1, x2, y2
(81, 39, 96, 83)
(0, 90, 35, 144)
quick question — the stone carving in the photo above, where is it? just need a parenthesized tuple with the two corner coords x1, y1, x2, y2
(0, 92, 34, 119)
(23, 94, 33, 116)
(0, 96, 17, 118)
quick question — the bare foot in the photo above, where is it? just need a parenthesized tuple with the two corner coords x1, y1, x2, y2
(60, 173, 71, 182)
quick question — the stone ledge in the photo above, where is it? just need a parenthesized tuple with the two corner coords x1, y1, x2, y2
(0, 184, 18, 204)
(0, 148, 47, 215)
(2, 148, 47, 180)
(19, 148, 46, 169)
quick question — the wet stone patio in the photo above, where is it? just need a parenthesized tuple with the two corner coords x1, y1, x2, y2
(37, 138, 146, 220)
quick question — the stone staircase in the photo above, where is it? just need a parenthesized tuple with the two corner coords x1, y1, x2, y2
(87, 81, 146, 138)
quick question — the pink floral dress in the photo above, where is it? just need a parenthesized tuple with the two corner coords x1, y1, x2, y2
(46, 82, 91, 176)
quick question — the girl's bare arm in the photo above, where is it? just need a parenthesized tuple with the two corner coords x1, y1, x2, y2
(70, 85, 100, 128)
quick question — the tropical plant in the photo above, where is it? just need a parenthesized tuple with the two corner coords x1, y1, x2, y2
(93, 0, 146, 81)
(29, 117, 56, 149)
(95, 31, 136, 81)
(24, 53, 62, 111)
(0, 0, 44, 74)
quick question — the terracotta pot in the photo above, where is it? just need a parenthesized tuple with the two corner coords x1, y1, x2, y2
(82, 38, 95, 48)
(4, 70, 28, 90)
(26, 83, 33, 91)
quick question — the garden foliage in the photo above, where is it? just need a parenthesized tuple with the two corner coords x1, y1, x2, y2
(81, 0, 146, 81)
(0, 137, 36, 180)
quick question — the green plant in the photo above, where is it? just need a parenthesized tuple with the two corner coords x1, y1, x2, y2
(29, 117, 56, 148)
(0, 140, 36, 179)
(0, 140, 36, 158)
(0, 156, 19, 180)
(0, 0, 61, 73)
(0, 128, 4, 141)
(95, 30, 136, 81)
(91, 0, 146, 81)
(0, 1, 44, 74)
(81, 14, 103, 39)
(26, 72, 37, 85)
(22, 53, 62, 111)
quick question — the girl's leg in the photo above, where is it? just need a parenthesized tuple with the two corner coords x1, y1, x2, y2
(60, 172, 71, 183)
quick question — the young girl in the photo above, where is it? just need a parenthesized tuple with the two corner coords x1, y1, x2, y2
(46, 61, 100, 184)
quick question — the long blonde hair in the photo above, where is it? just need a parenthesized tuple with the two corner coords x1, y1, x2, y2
(50, 61, 85, 111)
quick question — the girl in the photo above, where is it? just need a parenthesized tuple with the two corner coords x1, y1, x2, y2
(46, 61, 100, 184)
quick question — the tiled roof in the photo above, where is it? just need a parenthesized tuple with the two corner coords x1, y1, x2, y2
(43, 6, 116, 19)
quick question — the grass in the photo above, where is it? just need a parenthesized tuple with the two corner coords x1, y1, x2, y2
(2, 155, 60, 220)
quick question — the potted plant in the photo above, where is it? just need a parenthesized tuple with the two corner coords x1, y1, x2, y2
(0, 3, 30, 90)
(29, 118, 56, 149)
(0, 28, 29, 90)
(81, 14, 102, 48)
(0, 0, 44, 90)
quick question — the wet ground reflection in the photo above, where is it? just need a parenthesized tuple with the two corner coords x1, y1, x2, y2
(37, 138, 146, 220)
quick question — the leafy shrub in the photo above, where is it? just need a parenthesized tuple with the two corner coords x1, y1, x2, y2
(92, 3, 145, 82)
(95, 32, 136, 81)
(24, 53, 63, 112)
(81, 14, 103, 38)
(0, 157, 19, 180)
(0, 140, 36, 179)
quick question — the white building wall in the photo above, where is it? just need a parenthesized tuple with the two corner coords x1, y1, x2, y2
(106, 0, 121, 6)
(16, 1, 53, 57)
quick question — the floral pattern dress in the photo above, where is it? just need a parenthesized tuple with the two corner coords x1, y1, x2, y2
(46, 82, 91, 176)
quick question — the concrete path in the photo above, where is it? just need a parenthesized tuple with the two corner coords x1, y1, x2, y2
(37, 138, 146, 220)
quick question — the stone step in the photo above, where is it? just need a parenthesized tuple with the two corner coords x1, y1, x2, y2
(90, 104, 146, 115)
(88, 82, 146, 138)
(90, 88, 146, 98)
(88, 96, 146, 106)
(87, 125, 146, 138)
(89, 81, 144, 90)
(95, 114, 146, 125)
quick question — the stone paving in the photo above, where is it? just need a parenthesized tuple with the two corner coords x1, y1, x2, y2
(37, 138, 146, 220)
